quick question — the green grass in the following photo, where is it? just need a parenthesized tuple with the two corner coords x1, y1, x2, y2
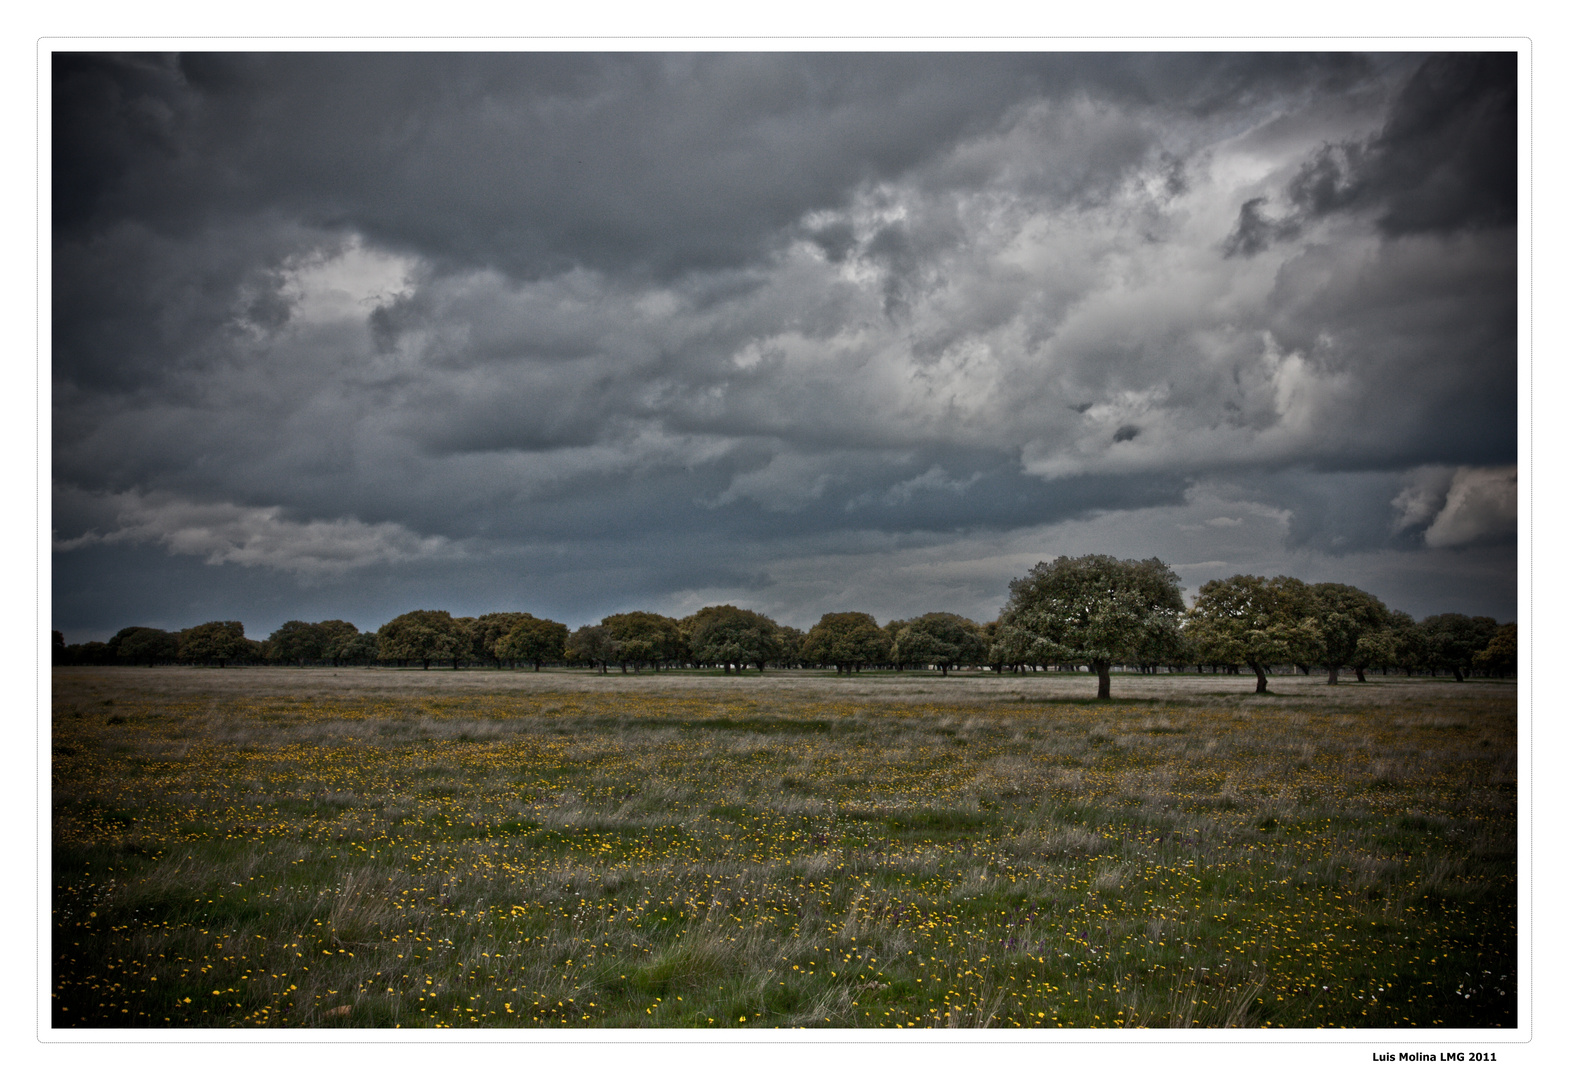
(50, 667, 1516, 1028)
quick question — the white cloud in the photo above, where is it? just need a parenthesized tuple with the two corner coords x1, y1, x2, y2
(53, 488, 458, 576)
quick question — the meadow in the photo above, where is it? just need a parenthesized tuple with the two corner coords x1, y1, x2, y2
(50, 667, 1516, 1029)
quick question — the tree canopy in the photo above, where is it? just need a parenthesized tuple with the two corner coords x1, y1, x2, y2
(495, 614, 570, 671)
(178, 621, 254, 667)
(376, 610, 470, 670)
(111, 626, 179, 667)
(801, 612, 892, 673)
(683, 605, 782, 673)
(602, 611, 687, 672)
(1311, 583, 1391, 683)
(1186, 575, 1320, 693)
(566, 623, 617, 673)
(892, 612, 985, 674)
(1421, 613, 1499, 682)
(1000, 555, 1184, 699)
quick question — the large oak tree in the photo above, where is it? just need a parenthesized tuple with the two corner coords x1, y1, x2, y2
(1186, 575, 1320, 693)
(376, 610, 470, 670)
(801, 611, 891, 673)
(999, 555, 1184, 699)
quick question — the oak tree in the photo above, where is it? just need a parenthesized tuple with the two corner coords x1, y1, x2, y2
(999, 555, 1184, 699)
(1186, 575, 1320, 693)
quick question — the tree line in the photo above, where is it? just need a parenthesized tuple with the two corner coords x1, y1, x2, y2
(52, 556, 1515, 695)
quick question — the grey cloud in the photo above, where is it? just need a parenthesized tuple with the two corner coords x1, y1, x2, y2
(1223, 196, 1300, 258)
(51, 51, 1518, 642)
(54, 486, 461, 575)
(1230, 52, 1516, 256)
(1412, 466, 1518, 548)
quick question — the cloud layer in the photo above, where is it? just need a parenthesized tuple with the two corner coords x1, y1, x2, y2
(51, 52, 1518, 640)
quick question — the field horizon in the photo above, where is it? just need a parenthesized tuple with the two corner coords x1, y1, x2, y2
(51, 666, 1516, 1029)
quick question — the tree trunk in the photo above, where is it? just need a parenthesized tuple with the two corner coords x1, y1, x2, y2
(1093, 659, 1111, 700)
(1327, 666, 1339, 685)
(1249, 661, 1268, 694)
(422, 658, 430, 670)
(1354, 667, 1367, 682)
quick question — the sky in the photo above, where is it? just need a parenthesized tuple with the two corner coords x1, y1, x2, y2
(49, 50, 1520, 643)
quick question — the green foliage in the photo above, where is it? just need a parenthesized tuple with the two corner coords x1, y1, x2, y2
(111, 626, 180, 667)
(267, 620, 327, 665)
(801, 612, 892, 673)
(891, 612, 985, 674)
(376, 610, 471, 670)
(1000, 555, 1184, 698)
(986, 621, 1054, 670)
(178, 621, 256, 667)
(602, 611, 687, 672)
(336, 632, 380, 666)
(495, 615, 570, 671)
(774, 624, 805, 669)
(266, 620, 364, 666)
(1473, 623, 1516, 677)
(465, 613, 529, 668)
(316, 621, 364, 665)
(683, 606, 783, 673)
(566, 623, 617, 673)
(1310, 583, 1391, 683)
(1186, 576, 1320, 692)
(1421, 613, 1499, 682)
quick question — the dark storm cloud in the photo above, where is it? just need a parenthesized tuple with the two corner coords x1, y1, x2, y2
(1291, 52, 1516, 236)
(1226, 52, 1517, 257)
(51, 51, 1519, 639)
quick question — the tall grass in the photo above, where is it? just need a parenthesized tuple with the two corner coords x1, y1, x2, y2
(51, 667, 1515, 1028)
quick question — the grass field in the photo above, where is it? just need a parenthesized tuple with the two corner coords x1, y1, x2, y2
(49, 667, 1517, 1029)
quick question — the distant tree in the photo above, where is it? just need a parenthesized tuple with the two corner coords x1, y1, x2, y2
(496, 615, 570, 671)
(602, 611, 686, 672)
(1369, 610, 1429, 676)
(268, 620, 328, 666)
(567, 624, 617, 674)
(52, 631, 65, 666)
(377, 610, 470, 670)
(113, 626, 179, 667)
(1186, 575, 1320, 693)
(179, 621, 254, 667)
(64, 640, 112, 666)
(684, 605, 782, 673)
(882, 619, 910, 669)
(1473, 622, 1516, 678)
(775, 625, 805, 670)
(316, 620, 363, 666)
(986, 622, 1053, 673)
(468, 612, 529, 668)
(998, 555, 1184, 700)
(337, 632, 379, 666)
(892, 612, 986, 675)
(1310, 583, 1391, 683)
(801, 612, 891, 674)
(977, 620, 1001, 672)
(1421, 613, 1498, 681)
